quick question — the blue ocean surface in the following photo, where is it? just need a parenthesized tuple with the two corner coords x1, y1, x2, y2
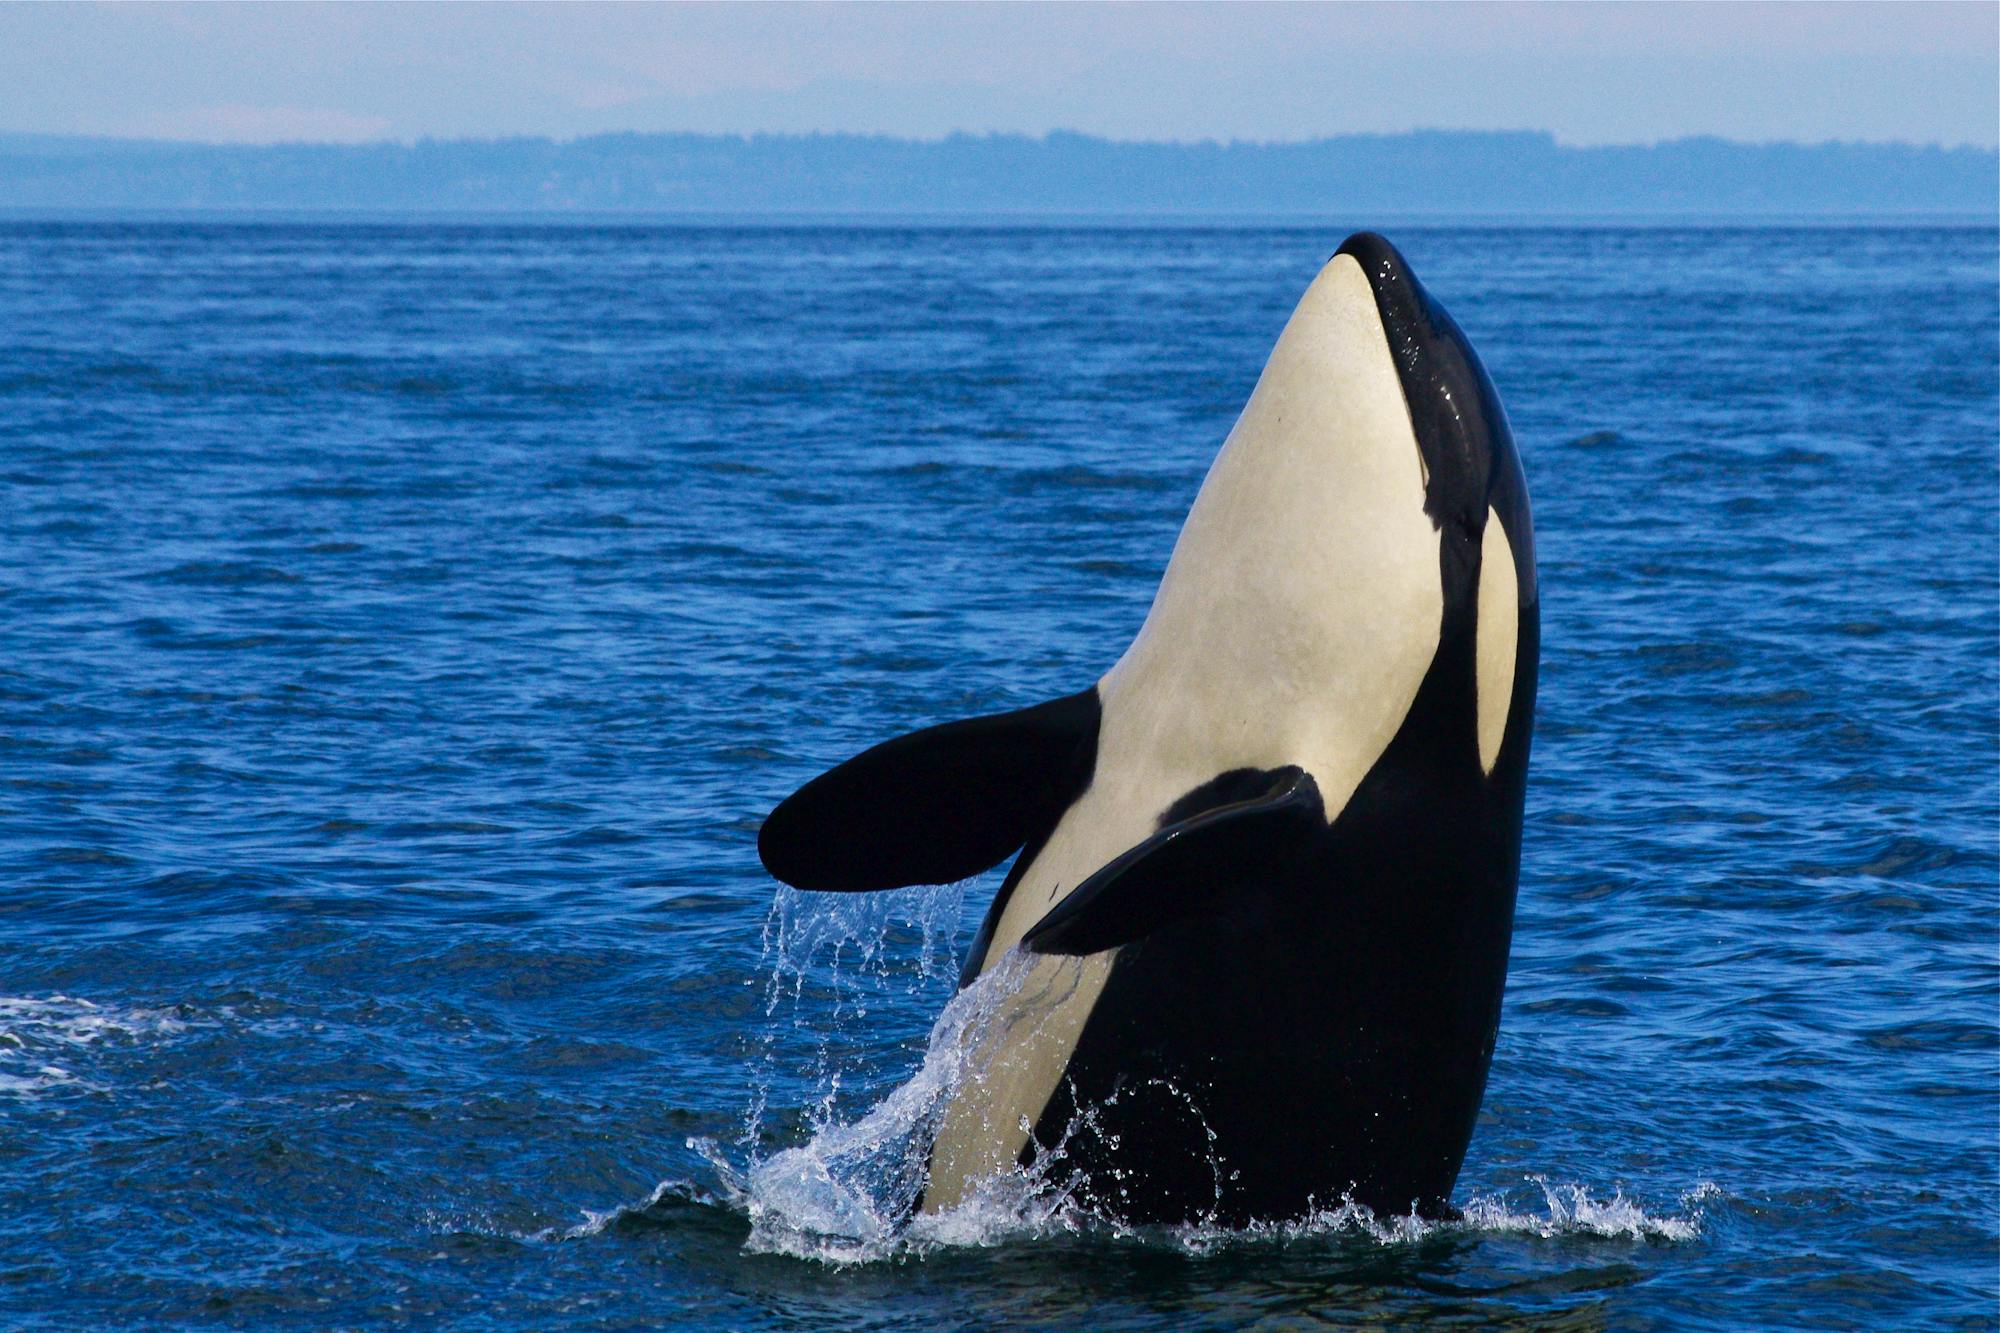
(0, 219, 1994, 1330)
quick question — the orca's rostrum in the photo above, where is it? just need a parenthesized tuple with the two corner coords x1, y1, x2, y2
(758, 233, 1539, 1226)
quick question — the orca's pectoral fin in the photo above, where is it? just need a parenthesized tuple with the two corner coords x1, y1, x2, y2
(758, 688, 1099, 892)
(1022, 766, 1324, 956)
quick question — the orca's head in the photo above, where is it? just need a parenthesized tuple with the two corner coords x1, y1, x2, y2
(1332, 231, 1535, 605)
(1106, 231, 1538, 803)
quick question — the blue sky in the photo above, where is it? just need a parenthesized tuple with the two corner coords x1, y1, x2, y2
(3, 1, 1994, 149)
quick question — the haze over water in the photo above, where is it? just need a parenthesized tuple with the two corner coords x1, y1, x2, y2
(1, 220, 1994, 1328)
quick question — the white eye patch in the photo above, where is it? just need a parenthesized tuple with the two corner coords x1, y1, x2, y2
(1476, 508, 1519, 776)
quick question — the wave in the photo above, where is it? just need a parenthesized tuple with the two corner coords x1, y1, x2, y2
(0, 993, 192, 1098)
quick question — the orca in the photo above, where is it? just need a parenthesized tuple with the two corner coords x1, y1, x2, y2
(758, 233, 1538, 1226)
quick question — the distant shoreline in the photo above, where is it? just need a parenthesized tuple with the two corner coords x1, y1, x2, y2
(4, 129, 1992, 217)
(1, 209, 1994, 229)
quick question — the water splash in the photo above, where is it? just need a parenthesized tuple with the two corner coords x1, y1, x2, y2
(701, 950, 1040, 1262)
(526, 1179, 725, 1243)
(1172, 1177, 1724, 1253)
(1459, 1177, 1721, 1243)
(678, 893, 1721, 1265)
(759, 881, 968, 1009)
(737, 880, 970, 1156)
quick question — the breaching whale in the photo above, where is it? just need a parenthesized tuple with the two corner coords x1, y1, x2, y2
(758, 233, 1538, 1225)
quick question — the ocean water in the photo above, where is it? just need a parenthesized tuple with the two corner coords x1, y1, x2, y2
(0, 219, 1994, 1330)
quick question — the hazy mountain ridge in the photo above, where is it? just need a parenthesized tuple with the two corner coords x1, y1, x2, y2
(1, 129, 1992, 215)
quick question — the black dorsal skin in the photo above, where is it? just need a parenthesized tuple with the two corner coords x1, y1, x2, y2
(1023, 234, 1539, 1224)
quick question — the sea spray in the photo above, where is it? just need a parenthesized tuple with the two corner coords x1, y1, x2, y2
(730, 953, 1038, 1260)
(729, 880, 977, 1189)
